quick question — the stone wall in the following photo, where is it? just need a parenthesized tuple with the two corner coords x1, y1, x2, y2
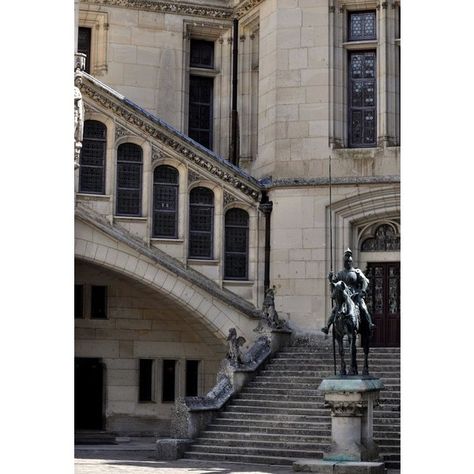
(75, 260, 227, 435)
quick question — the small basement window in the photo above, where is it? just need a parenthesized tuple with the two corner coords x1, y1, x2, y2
(162, 359, 177, 402)
(90, 285, 107, 319)
(139, 359, 154, 402)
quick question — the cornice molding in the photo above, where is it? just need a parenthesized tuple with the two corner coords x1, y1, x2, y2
(79, 73, 261, 201)
(234, 0, 264, 19)
(82, 0, 233, 19)
(264, 176, 400, 189)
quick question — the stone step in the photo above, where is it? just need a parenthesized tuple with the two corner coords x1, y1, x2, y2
(231, 399, 325, 409)
(183, 451, 300, 466)
(212, 418, 331, 431)
(267, 361, 400, 370)
(206, 423, 331, 436)
(194, 438, 331, 451)
(237, 391, 323, 402)
(199, 431, 331, 443)
(276, 352, 399, 360)
(216, 411, 330, 423)
(260, 369, 400, 379)
(187, 444, 325, 459)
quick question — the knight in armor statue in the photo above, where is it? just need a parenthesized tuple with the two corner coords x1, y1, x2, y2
(321, 248, 375, 334)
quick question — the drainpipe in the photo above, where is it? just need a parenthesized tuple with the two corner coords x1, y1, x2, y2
(230, 18, 240, 166)
(259, 191, 273, 294)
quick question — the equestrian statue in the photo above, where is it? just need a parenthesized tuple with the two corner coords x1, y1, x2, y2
(322, 248, 375, 376)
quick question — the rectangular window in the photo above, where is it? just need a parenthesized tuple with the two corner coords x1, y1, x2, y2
(75, 285, 84, 319)
(348, 51, 376, 147)
(139, 359, 154, 402)
(189, 75, 214, 150)
(190, 39, 214, 69)
(348, 11, 376, 41)
(78, 27, 92, 73)
(91, 285, 107, 319)
(162, 359, 176, 402)
(185, 360, 200, 397)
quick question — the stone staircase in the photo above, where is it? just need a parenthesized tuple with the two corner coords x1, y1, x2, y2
(184, 343, 400, 469)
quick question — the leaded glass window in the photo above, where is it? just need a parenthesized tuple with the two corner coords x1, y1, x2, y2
(189, 75, 214, 150)
(153, 165, 179, 238)
(348, 11, 376, 41)
(116, 143, 143, 216)
(190, 39, 214, 69)
(189, 187, 214, 259)
(224, 209, 249, 280)
(79, 120, 106, 194)
(349, 51, 376, 147)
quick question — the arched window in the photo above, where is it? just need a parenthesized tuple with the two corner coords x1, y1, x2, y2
(79, 120, 106, 194)
(361, 224, 400, 251)
(116, 143, 143, 216)
(189, 187, 214, 259)
(153, 165, 179, 238)
(224, 208, 249, 280)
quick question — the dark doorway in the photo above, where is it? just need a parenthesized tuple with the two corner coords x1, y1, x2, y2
(365, 262, 400, 347)
(75, 358, 104, 430)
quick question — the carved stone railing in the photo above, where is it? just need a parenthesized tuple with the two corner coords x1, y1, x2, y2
(156, 329, 291, 459)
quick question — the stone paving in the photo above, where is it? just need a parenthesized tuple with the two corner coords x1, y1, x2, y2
(75, 451, 400, 474)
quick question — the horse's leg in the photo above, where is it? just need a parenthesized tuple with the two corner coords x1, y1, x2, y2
(337, 336, 346, 376)
(348, 331, 358, 375)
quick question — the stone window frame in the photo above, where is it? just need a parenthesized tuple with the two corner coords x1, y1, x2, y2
(330, 0, 400, 149)
(78, 9, 108, 76)
(182, 19, 233, 157)
(238, 10, 260, 166)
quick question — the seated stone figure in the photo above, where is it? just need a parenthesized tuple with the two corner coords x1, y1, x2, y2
(322, 248, 375, 334)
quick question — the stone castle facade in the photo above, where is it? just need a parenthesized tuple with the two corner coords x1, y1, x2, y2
(74, 0, 400, 436)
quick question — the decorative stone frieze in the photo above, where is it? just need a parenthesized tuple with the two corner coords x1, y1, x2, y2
(325, 400, 367, 417)
(115, 123, 132, 140)
(223, 190, 237, 207)
(83, 0, 233, 20)
(235, 0, 264, 19)
(187, 169, 202, 184)
(78, 74, 261, 201)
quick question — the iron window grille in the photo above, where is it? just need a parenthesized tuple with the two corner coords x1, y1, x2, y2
(153, 166, 179, 238)
(189, 187, 214, 259)
(116, 143, 143, 216)
(79, 120, 106, 194)
(189, 75, 214, 150)
(348, 50, 377, 147)
(224, 208, 249, 280)
(348, 11, 377, 42)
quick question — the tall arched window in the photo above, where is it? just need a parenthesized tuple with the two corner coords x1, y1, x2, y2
(79, 120, 106, 194)
(224, 209, 249, 280)
(153, 165, 179, 238)
(189, 187, 214, 259)
(116, 143, 143, 216)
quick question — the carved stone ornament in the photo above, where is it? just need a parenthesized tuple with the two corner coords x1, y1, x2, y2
(324, 400, 367, 417)
(78, 79, 261, 201)
(255, 287, 289, 333)
(223, 190, 238, 207)
(115, 123, 131, 141)
(235, 0, 265, 19)
(226, 328, 246, 367)
(152, 146, 161, 161)
(188, 169, 202, 184)
(83, 0, 233, 20)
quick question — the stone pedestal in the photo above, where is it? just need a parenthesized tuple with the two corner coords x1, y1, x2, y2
(320, 376, 384, 462)
(294, 376, 384, 473)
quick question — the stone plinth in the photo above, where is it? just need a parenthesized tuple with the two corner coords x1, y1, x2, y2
(319, 377, 384, 463)
(293, 459, 385, 473)
(155, 438, 191, 460)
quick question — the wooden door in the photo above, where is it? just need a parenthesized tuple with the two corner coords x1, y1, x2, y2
(365, 262, 400, 347)
(75, 358, 104, 430)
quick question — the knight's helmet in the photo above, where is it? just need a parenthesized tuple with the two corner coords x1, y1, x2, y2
(344, 248, 353, 258)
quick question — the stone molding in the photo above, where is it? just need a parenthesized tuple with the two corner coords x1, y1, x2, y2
(75, 202, 262, 320)
(263, 176, 400, 189)
(325, 400, 367, 417)
(78, 73, 261, 201)
(234, 0, 264, 19)
(82, 0, 233, 19)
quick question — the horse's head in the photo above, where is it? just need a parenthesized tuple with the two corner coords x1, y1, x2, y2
(331, 281, 349, 303)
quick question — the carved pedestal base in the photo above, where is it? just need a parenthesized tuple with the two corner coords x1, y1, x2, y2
(294, 377, 384, 473)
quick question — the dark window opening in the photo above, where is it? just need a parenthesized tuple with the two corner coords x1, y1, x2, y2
(185, 360, 200, 397)
(79, 120, 107, 194)
(190, 39, 214, 69)
(348, 11, 376, 41)
(75, 285, 84, 319)
(116, 143, 143, 216)
(224, 209, 249, 280)
(139, 359, 154, 402)
(153, 165, 179, 238)
(189, 75, 214, 149)
(78, 27, 92, 73)
(189, 187, 214, 259)
(91, 285, 107, 319)
(162, 360, 176, 402)
(348, 51, 376, 147)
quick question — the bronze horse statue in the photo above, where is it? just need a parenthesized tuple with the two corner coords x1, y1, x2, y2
(331, 280, 371, 376)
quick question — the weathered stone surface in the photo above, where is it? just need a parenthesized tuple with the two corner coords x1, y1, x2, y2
(155, 439, 192, 460)
(293, 459, 385, 473)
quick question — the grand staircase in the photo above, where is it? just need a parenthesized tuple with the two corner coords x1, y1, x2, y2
(184, 343, 400, 469)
